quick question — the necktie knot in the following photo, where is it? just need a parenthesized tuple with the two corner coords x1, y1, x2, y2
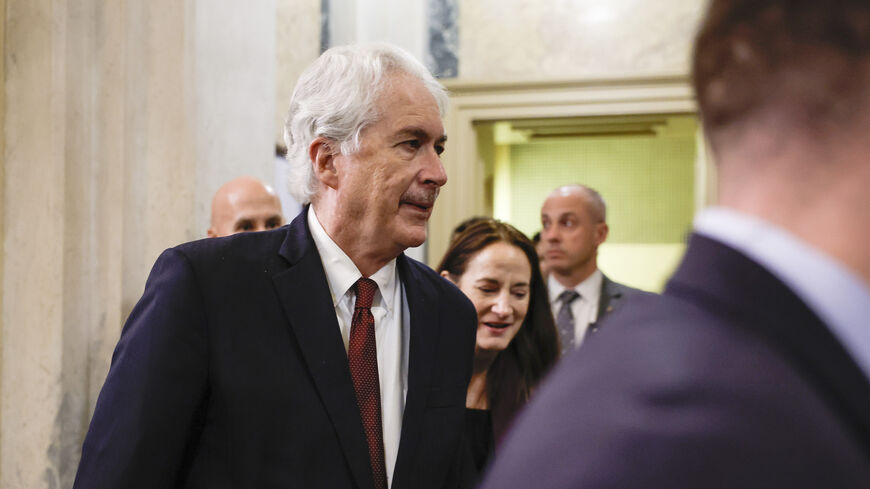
(354, 278, 377, 309)
(558, 289, 580, 305)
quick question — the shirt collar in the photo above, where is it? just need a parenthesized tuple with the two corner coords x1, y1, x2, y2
(694, 206, 870, 382)
(307, 207, 398, 311)
(577, 269, 603, 302)
(548, 269, 603, 303)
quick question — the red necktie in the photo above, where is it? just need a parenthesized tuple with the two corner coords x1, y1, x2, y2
(350, 278, 387, 489)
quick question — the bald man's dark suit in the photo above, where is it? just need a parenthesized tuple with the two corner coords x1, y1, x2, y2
(586, 274, 648, 336)
(482, 234, 870, 488)
(73, 209, 477, 489)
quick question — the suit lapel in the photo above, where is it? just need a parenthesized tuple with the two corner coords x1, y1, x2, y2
(272, 208, 374, 489)
(596, 275, 618, 321)
(391, 255, 439, 488)
(590, 275, 621, 336)
(667, 234, 870, 449)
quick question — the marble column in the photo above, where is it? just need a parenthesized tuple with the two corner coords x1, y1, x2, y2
(1, 1, 278, 487)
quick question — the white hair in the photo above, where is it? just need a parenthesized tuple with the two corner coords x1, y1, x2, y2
(283, 42, 449, 204)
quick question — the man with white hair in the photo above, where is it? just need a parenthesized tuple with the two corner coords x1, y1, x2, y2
(74, 43, 476, 489)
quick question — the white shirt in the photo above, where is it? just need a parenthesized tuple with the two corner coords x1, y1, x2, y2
(694, 207, 870, 383)
(308, 208, 409, 488)
(548, 269, 603, 348)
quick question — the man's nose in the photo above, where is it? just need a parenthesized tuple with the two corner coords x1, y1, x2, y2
(421, 147, 447, 187)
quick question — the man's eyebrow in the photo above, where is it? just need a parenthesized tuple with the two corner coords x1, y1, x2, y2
(396, 126, 448, 143)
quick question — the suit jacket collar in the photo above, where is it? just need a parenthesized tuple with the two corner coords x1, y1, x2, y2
(666, 233, 870, 449)
(273, 207, 376, 489)
(597, 273, 623, 321)
(390, 255, 440, 489)
(273, 206, 441, 489)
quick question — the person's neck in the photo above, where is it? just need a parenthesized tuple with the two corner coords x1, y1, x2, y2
(719, 153, 870, 285)
(466, 350, 498, 409)
(552, 261, 597, 290)
(312, 201, 398, 277)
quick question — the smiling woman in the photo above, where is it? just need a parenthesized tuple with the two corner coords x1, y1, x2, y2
(437, 219, 559, 483)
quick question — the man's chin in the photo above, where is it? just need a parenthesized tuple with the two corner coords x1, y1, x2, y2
(397, 226, 427, 250)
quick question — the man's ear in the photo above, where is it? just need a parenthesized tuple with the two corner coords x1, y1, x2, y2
(309, 137, 339, 190)
(594, 222, 609, 246)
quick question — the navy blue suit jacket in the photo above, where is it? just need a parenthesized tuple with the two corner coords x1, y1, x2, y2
(74, 209, 477, 489)
(481, 234, 870, 488)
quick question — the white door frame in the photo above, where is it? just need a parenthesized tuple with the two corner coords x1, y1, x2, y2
(428, 74, 702, 265)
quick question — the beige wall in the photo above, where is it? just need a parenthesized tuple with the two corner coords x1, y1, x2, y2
(0, 1, 280, 486)
(425, 1, 708, 263)
(276, 0, 322, 143)
(458, 0, 707, 79)
(0, 0, 5, 479)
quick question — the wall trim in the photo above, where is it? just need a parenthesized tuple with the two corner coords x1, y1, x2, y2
(428, 74, 698, 265)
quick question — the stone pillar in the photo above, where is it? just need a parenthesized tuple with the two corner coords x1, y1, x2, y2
(191, 0, 277, 236)
(1, 1, 278, 486)
(2, 2, 73, 487)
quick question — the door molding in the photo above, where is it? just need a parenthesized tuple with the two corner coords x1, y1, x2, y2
(428, 74, 698, 264)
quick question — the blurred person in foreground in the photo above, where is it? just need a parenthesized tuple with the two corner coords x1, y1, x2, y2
(74, 43, 476, 489)
(207, 175, 284, 237)
(481, 1, 870, 487)
(437, 219, 559, 483)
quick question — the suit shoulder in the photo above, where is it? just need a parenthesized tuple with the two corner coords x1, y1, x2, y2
(605, 277, 655, 298)
(171, 226, 289, 268)
(483, 293, 870, 488)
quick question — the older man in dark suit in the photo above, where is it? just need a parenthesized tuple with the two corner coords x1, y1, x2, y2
(74, 43, 476, 489)
(482, 1, 870, 487)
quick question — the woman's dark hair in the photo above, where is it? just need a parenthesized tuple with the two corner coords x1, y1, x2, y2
(437, 218, 559, 441)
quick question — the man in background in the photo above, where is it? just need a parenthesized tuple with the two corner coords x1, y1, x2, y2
(482, 1, 870, 487)
(207, 175, 284, 237)
(540, 184, 645, 354)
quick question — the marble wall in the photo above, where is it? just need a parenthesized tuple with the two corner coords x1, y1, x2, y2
(0, 1, 279, 486)
(428, 0, 459, 77)
(276, 0, 322, 143)
(459, 0, 707, 79)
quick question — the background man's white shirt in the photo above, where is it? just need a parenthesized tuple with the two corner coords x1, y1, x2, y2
(548, 270, 603, 348)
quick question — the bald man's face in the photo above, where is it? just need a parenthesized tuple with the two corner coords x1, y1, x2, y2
(208, 180, 284, 238)
(540, 191, 607, 278)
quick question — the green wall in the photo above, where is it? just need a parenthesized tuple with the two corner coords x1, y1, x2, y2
(492, 115, 699, 291)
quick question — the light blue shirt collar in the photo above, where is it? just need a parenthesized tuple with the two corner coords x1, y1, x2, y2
(694, 207, 870, 382)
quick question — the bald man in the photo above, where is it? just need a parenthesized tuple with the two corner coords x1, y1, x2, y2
(207, 176, 285, 237)
(540, 184, 647, 354)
